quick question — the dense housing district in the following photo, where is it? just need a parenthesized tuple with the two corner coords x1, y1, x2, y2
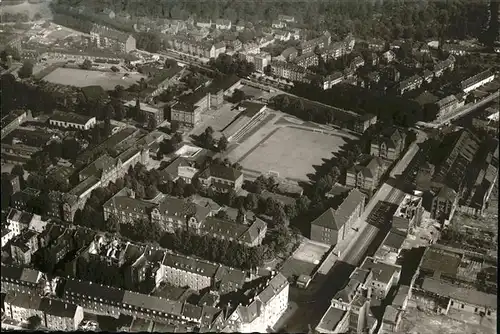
(1, 0, 499, 333)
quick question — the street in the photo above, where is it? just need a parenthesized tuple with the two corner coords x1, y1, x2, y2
(279, 133, 421, 333)
(417, 90, 499, 128)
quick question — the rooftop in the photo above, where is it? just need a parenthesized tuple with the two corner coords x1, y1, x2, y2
(360, 257, 400, 284)
(311, 189, 365, 231)
(40, 298, 79, 318)
(422, 277, 497, 309)
(317, 306, 346, 332)
(50, 112, 95, 125)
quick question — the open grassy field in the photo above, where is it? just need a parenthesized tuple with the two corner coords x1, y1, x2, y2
(240, 126, 346, 182)
(42, 67, 147, 90)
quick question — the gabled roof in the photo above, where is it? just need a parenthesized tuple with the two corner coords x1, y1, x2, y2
(162, 253, 219, 277)
(311, 189, 365, 230)
(199, 164, 242, 182)
(349, 156, 384, 178)
(91, 24, 132, 43)
(122, 291, 183, 316)
(40, 298, 79, 318)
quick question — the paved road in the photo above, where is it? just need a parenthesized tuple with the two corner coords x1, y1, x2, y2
(281, 133, 421, 332)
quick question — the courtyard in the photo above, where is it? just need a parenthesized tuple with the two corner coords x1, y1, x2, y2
(42, 67, 147, 90)
(239, 126, 347, 182)
(280, 239, 330, 279)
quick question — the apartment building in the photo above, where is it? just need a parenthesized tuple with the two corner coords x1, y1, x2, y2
(171, 75, 241, 128)
(3, 292, 44, 323)
(103, 187, 211, 232)
(370, 128, 406, 162)
(224, 273, 289, 333)
(90, 25, 136, 53)
(433, 55, 456, 77)
(392, 194, 423, 234)
(123, 101, 164, 129)
(7, 208, 33, 236)
(200, 216, 267, 247)
(171, 38, 226, 59)
(1, 265, 44, 295)
(196, 20, 212, 29)
(198, 164, 244, 192)
(294, 52, 318, 68)
(162, 253, 219, 291)
(10, 229, 40, 265)
(40, 298, 84, 331)
(49, 112, 97, 130)
(398, 75, 423, 95)
(310, 189, 365, 246)
(299, 31, 332, 54)
(345, 156, 386, 197)
(270, 60, 313, 82)
(1, 109, 29, 140)
(215, 19, 232, 30)
(460, 69, 495, 93)
(253, 53, 271, 73)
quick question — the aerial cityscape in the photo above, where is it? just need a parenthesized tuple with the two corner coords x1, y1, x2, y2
(0, 0, 498, 333)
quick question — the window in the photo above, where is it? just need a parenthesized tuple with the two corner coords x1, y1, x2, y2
(461, 304, 464, 309)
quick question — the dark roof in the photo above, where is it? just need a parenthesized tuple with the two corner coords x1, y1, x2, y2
(208, 75, 241, 93)
(383, 230, 406, 250)
(348, 156, 384, 178)
(311, 189, 365, 230)
(199, 164, 242, 182)
(182, 302, 203, 321)
(40, 298, 79, 318)
(50, 112, 94, 125)
(360, 257, 400, 284)
(239, 101, 266, 118)
(91, 25, 132, 43)
(122, 291, 183, 316)
(5, 292, 42, 309)
(162, 253, 219, 277)
(63, 279, 125, 303)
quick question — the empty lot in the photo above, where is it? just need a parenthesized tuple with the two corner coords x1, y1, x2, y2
(240, 126, 346, 182)
(42, 68, 147, 90)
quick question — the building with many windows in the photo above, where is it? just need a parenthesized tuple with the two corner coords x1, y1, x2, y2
(310, 189, 365, 247)
(370, 128, 406, 162)
(49, 112, 96, 130)
(90, 25, 136, 53)
(198, 164, 244, 192)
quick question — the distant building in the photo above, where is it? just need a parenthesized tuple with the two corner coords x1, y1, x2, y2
(392, 194, 423, 235)
(123, 101, 164, 129)
(1, 109, 29, 140)
(370, 128, 406, 162)
(382, 50, 396, 63)
(435, 95, 463, 119)
(460, 69, 495, 93)
(90, 24, 136, 53)
(278, 14, 295, 23)
(299, 31, 332, 55)
(294, 52, 318, 68)
(397, 75, 423, 94)
(215, 19, 232, 30)
(49, 112, 96, 130)
(200, 216, 267, 247)
(270, 60, 313, 82)
(196, 20, 212, 29)
(253, 53, 271, 73)
(345, 156, 387, 197)
(198, 164, 244, 192)
(310, 189, 365, 246)
(433, 55, 455, 77)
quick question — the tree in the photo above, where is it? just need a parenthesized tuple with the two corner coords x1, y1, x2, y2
(218, 135, 228, 152)
(111, 65, 120, 72)
(11, 164, 25, 180)
(114, 85, 125, 99)
(107, 214, 120, 234)
(27, 315, 42, 330)
(236, 208, 246, 224)
(145, 184, 158, 199)
(81, 59, 93, 70)
(18, 61, 34, 79)
(244, 193, 258, 211)
(215, 210, 230, 220)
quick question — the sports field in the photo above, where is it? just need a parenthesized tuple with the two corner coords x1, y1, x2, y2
(42, 67, 147, 90)
(240, 126, 346, 182)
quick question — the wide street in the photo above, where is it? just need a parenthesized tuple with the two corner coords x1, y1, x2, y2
(279, 132, 422, 332)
